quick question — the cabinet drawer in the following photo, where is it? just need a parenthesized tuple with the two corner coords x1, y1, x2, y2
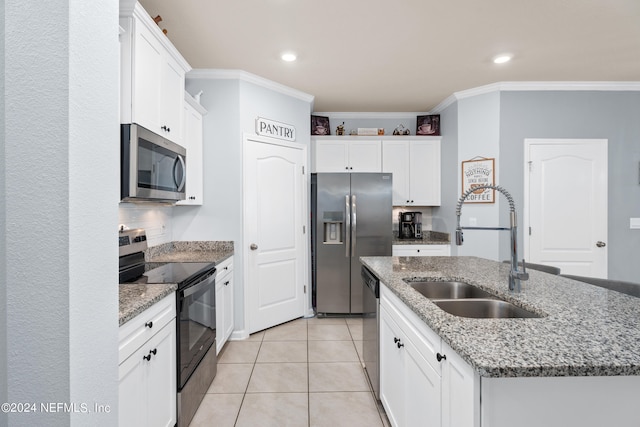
(381, 284, 442, 373)
(393, 244, 451, 257)
(216, 257, 234, 281)
(119, 293, 176, 364)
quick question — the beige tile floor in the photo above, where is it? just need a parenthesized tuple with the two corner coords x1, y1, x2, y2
(189, 317, 390, 427)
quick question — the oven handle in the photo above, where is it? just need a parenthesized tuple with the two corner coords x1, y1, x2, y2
(181, 270, 216, 298)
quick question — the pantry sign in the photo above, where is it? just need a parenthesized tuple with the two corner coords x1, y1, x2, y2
(256, 117, 296, 142)
(461, 157, 495, 203)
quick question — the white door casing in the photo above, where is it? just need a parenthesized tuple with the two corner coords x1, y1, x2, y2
(243, 135, 307, 333)
(524, 139, 608, 277)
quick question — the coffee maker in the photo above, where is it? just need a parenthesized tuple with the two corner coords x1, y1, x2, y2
(399, 211, 422, 239)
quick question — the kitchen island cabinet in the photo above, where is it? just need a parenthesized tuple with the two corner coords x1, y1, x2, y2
(312, 137, 381, 172)
(363, 256, 640, 427)
(381, 283, 477, 427)
(119, 293, 176, 427)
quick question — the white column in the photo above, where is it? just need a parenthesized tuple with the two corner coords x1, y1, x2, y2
(2, 1, 120, 426)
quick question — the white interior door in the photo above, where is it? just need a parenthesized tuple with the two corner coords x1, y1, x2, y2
(244, 135, 307, 333)
(524, 139, 608, 277)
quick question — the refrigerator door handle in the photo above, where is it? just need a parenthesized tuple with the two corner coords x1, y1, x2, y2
(345, 195, 351, 258)
(351, 194, 357, 257)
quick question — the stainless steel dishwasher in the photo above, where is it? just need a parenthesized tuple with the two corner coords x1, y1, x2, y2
(362, 266, 380, 400)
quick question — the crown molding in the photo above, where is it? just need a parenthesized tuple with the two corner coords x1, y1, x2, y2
(312, 112, 430, 119)
(187, 69, 315, 104)
(431, 81, 640, 113)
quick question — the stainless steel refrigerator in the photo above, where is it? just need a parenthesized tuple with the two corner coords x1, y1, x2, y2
(311, 173, 392, 314)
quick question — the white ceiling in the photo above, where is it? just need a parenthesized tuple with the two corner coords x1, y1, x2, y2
(138, 0, 640, 113)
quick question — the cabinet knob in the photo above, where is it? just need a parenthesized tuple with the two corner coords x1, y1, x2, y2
(145, 321, 153, 328)
(350, 167, 353, 170)
(250, 243, 258, 250)
(436, 353, 447, 362)
(345, 166, 349, 170)
(224, 281, 230, 286)
(149, 348, 157, 356)
(397, 341, 404, 349)
(143, 354, 151, 361)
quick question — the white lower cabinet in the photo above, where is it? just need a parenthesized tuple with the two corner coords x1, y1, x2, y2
(392, 244, 451, 257)
(216, 256, 234, 354)
(380, 284, 478, 427)
(119, 294, 177, 427)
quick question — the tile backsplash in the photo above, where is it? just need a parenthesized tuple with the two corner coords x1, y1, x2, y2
(118, 203, 173, 247)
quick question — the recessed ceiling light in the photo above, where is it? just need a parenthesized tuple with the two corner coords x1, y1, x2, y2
(281, 52, 297, 62)
(493, 54, 513, 64)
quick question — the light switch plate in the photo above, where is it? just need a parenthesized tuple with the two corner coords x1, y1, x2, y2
(630, 218, 640, 229)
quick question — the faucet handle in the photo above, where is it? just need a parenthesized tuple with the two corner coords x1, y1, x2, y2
(519, 258, 530, 280)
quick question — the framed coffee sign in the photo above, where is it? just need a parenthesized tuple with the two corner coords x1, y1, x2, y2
(461, 157, 495, 203)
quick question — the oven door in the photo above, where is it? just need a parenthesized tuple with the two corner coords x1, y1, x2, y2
(177, 271, 216, 390)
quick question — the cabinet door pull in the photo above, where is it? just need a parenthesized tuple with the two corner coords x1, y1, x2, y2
(145, 321, 153, 329)
(143, 354, 151, 361)
(436, 352, 447, 362)
(224, 281, 230, 286)
(150, 348, 157, 356)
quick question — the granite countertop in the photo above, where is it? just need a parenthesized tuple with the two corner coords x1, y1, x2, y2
(361, 256, 640, 378)
(393, 230, 450, 245)
(119, 241, 234, 326)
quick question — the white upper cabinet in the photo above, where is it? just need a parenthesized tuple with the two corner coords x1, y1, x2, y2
(312, 137, 382, 172)
(382, 139, 441, 206)
(120, 2, 191, 144)
(177, 93, 206, 206)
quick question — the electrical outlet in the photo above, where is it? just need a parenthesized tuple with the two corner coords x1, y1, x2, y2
(630, 218, 640, 229)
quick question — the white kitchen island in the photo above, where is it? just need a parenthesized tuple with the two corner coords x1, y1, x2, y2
(361, 256, 640, 427)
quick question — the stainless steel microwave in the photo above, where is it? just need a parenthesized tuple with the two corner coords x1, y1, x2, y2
(121, 123, 186, 202)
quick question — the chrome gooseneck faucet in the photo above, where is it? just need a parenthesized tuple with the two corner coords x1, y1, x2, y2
(455, 184, 529, 292)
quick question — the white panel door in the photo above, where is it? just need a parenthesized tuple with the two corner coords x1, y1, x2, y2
(244, 136, 306, 333)
(525, 139, 608, 277)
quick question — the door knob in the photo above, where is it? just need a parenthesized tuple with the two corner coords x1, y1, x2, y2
(250, 243, 258, 250)
(596, 241, 606, 248)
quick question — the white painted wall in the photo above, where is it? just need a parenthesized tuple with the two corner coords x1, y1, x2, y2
(455, 92, 502, 260)
(2, 1, 119, 425)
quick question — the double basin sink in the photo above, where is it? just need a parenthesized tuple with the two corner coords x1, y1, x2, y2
(404, 279, 543, 319)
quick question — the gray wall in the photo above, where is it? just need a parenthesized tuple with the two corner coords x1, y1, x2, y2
(499, 91, 640, 281)
(2, 1, 119, 425)
(433, 102, 459, 250)
(175, 74, 312, 334)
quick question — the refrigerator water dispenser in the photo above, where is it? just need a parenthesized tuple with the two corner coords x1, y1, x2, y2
(322, 211, 343, 244)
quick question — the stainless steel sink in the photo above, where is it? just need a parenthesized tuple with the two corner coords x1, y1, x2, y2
(403, 278, 544, 318)
(405, 280, 495, 300)
(433, 299, 542, 319)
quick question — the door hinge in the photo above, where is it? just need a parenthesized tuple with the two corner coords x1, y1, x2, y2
(528, 160, 533, 172)
(303, 225, 306, 234)
(302, 166, 305, 175)
(304, 285, 307, 293)
(529, 226, 532, 236)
